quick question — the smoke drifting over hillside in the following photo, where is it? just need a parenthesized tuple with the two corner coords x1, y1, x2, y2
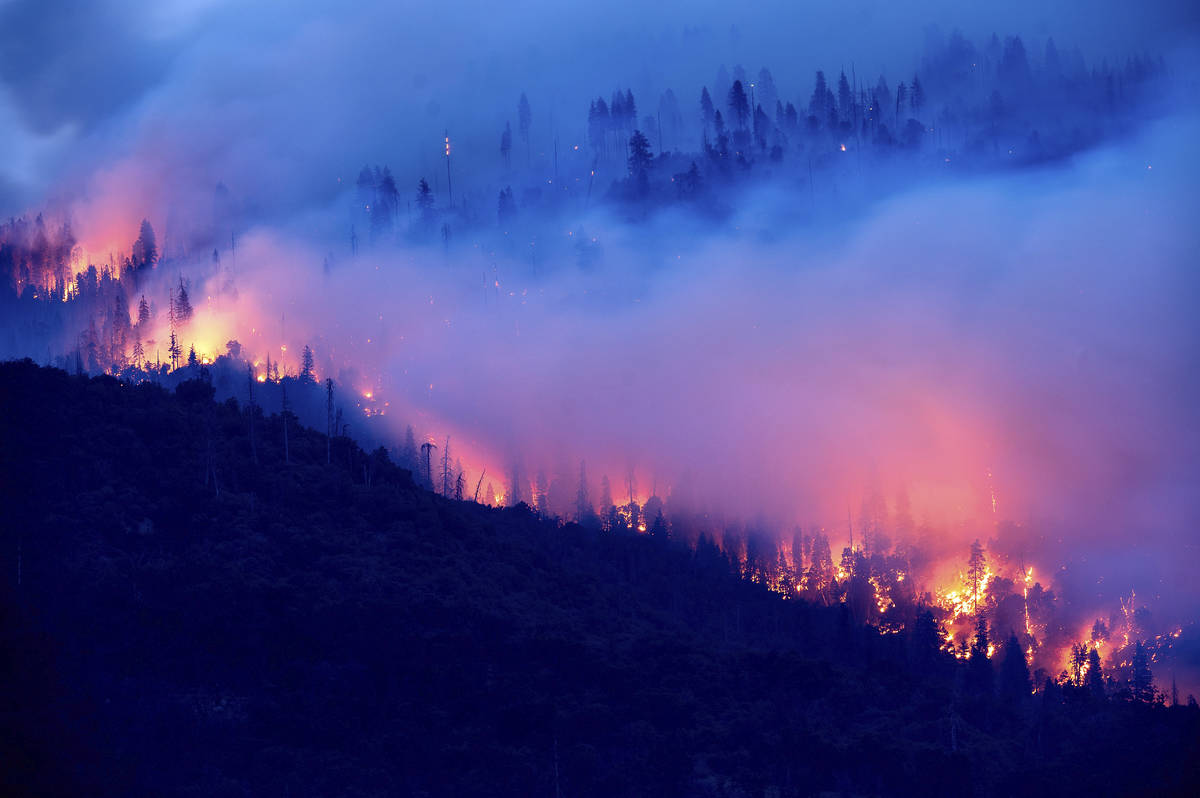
(2, 0, 1199, 685)
(199, 116, 1200, 605)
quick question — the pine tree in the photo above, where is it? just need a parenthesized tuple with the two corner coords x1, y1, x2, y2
(187, 344, 198, 368)
(872, 76, 892, 127)
(300, 345, 315, 384)
(610, 92, 625, 135)
(137, 294, 151, 327)
(967, 614, 993, 696)
(1131, 641, 1154, 703)
(967, 540, 987, 615)
(755, 67, 778, 121)
(911, 608, 942, 665)
(112, 292, 130, 333)
(167, 330, 182, 370)
(699, 86, 715, 131)
(132, 219, 157, 271)
(999, 632, 1031, 700)
(910, 74, 925, 113)
(790, 528, 805, 573)
(1069, 643, 1088, 685)
(808, 533, 833, 602)
(649, 510, 667, 541)
(415, 179, 435, 226)
(837, 71, 852, 122)
(1086, 648, 1105, 698)
(175, 278, 193, 323)
(776, 550, 796, 596)
(999, 36, 1031, 92)
(605, 505, 623, 534)
(727, 80, 749, 130)
(627, 130, 653, 176)
(784, 101, 798, 131)
(400, 425, 419, 475)
(809, 71, 829, 120)
(373, 167, 399, 241)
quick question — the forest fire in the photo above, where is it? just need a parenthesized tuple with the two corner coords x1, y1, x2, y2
(0, 1, 1196, 793)
(0, 24, 1193, 716)
(2, 210, 1193, 701)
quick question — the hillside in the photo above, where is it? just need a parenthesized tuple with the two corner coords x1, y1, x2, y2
(1, 360, 1196, 797)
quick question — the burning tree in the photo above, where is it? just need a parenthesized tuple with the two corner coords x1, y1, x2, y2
(967, 539, 987, 616)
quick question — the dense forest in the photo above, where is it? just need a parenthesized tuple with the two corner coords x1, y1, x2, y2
(1, 360, 1197, 797)
(0, 29, 1173, 371)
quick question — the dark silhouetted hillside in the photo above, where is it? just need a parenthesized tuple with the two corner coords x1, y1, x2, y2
(1, 360, 1197, 797)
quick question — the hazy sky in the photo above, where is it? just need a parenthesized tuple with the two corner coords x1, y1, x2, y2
(1, 0, 1197, 218)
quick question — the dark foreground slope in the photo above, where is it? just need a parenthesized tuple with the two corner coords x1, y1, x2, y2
(1, 361, 1196, 797)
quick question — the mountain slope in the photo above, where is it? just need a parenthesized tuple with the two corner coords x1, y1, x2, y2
(0, 360, 1196, 797)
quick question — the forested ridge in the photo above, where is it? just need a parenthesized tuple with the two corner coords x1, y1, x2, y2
(1, 360, 1197, 797)
(0, 30, 1174, 376)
